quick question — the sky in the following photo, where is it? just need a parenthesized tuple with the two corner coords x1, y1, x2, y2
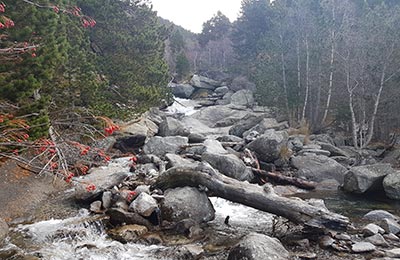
(151, 0, 243, 33)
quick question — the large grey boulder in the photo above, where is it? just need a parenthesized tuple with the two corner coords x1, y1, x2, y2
(192, 105, 248, 127)
(158, 117, 190, 137)
(246, 130, 288, 163)
(73, 164, 130, 202)
(202, 152, 254, 181)
(291, 154, 347, 184)
(117, 117, 159, 150)
(229, 114, 267, 137)
(171, 83, 195, 99)
(190, 75, 220, 90)
(242, 118, 284, 138)
(228, 232, 290, 260)
(230, 89, 255, 107)
(317, 142, 351, 157)
(363, 210, 399, 222)
(0, 218, 8, 244)
(161, 187, 215, 223)
(383, 171, 400, 200)
(165, 153, 196, 169)
(143, 136, 188, 157)
(214, 86, 229, 96)
(343, 164, 395, 194)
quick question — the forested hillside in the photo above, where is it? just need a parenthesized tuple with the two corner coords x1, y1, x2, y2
(174, 0, 400, 148)
(0, 0, 169, 137)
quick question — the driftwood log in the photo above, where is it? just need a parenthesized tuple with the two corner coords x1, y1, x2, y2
(153, 166, 350, 231)
(252, 169, 317, 190)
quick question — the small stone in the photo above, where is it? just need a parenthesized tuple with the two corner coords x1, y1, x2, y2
(296, 253, 317, 260)
(363, 210, 399, 221)
(181, 244, 204, 258)
(365, 234, 389, 247)
(379, 218, 400, 235)
(134, 185, 151, 195)
(351, 242, 376, 253)
(384, 233, 400, 241)
(129, 193, 158, 217)
(293, 239, 310, 248)
(102, 191, 113, 209)
(386, 248, 400, 258)
(335, 233, 352, 241)
(363, 223, 385, 237)
(108, 224, 148, 243)
(320, 236, 335, 248)
(90, 201, 102, 213)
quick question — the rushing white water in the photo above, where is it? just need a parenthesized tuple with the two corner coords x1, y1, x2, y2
(10, 209, 166, 260)
(210, 197, 273, 233)
(165, 97, 197, 116)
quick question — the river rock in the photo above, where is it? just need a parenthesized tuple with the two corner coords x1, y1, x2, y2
(129, 193, 158, 217)
(242, 118, 283, 138)
(161, 187, 215, 224)
(379, 218, 400, 235)
(188, 133, 206, 143)
(158, 117, 190, 137)
(363, 210, 399, 221)
(0, 218, 8, 244)
(246, 129, 288, 163)
(383, 171, 400, 200)
(317, 142, 351, 157)
(298, 149, 331, 157)
(190, 75, 220, 90)
(108, 224, 148, 243)
(106, 208, 152, 228)
(365, 234, 389, 247)
(229, 114, 266, 137)
(351, 242, 376, 253)
(291, 154, 347, 184)
(165, 153, 196, 169)
(343, 164, 395, 194)
(192, 105, 248, 127)
(102, 191, 113, 209)
(73, 165, 130, 202)
(143, 136, 188, 157)
(230, 89, 255, 107)
(385, 248, 400, 258)
(217, 135, 243, 143)
(202, 152, 254, 181)
(214, 86, 229, 96)
(363, 223, 385, 237)
(117, 117, 159, 150)
(171, 83, 195, 99)
(228, 232, 290, 260)
(90, 201, 102, 213)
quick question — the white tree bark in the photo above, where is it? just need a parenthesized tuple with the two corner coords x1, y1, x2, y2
(322, 0, 336, 124)
(302, 35, 310, 121)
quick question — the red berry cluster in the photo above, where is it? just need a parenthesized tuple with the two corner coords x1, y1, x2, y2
(65, 172, 74, 183)
(82, 18, 96, 28)
(0, 3, 5, 13)
(86, 183, 96, 192)
(126, 190, 137, 202)
(104, 124, 120, 136)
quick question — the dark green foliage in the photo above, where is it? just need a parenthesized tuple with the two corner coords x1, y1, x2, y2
(0, 0, 170, 138)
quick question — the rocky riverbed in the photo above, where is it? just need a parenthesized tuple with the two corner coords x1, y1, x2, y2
(1, 74, 400, 260)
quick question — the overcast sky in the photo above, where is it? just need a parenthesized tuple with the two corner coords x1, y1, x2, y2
(151, 0, 243, 33)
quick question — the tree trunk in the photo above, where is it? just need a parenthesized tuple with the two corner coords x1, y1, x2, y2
(322, 1, 336, 124)
(280, 33, 291, 124)
(297, 38, 302, 122)
(302, 35, 310, 122)
(153, 166, 350, 231)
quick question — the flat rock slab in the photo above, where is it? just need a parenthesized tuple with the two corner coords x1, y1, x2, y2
(351, 242, 376, 253)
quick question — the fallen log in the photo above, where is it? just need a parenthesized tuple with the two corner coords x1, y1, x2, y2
(152, 166, 350, 231)
(252, 168, 317, 190)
